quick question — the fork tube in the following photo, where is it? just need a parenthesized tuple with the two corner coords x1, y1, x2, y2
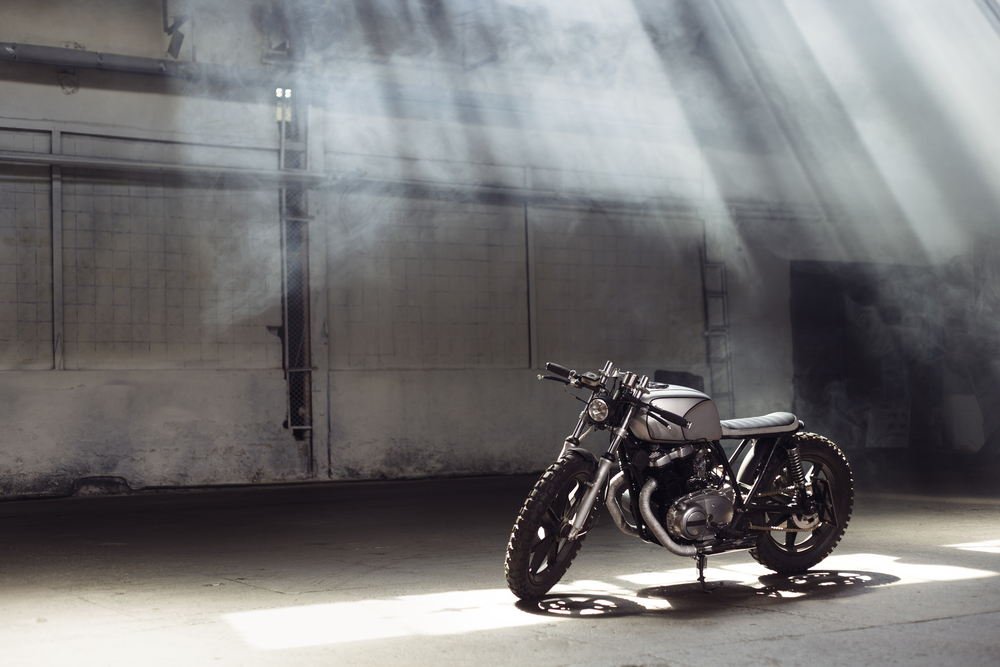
(566, 404, 637, 539)
(559, 393, 597, 458)
(566, 455, 614, 540)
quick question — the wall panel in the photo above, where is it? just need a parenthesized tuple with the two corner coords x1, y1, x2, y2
(0, 164, 52, 370)
(61, 170, 283, 369)
(327, 190, 528, 370)
(532, 205, 706, 374)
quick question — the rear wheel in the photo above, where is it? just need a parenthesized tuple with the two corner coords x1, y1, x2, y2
(504, 453, 598, 600)
(749, 433, 853, 573)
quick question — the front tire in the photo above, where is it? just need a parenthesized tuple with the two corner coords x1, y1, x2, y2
(504, 453, 598, 600)
(750, 432, 854, 573)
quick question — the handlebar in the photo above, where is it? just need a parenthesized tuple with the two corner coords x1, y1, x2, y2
(545, 362, 572, 378)
(541, 360, 694, 430)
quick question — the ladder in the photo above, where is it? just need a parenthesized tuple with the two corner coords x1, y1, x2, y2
(702, 259, 734, 419)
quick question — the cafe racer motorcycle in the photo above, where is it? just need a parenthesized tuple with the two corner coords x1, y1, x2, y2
(504, 361, 853, 600)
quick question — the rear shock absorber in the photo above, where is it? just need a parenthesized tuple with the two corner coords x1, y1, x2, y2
(786, 446, 807, 489)
(785, 445, 814, 512)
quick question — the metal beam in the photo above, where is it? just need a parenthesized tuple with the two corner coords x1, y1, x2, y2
(51, 146, 64, 370)
(0, 147, 709, 212)
(0, 149, 331, 185)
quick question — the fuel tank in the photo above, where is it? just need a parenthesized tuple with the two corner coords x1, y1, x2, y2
(628, 383, 723, 443)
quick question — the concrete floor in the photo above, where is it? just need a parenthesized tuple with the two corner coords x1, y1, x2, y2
(1, 474, 999, 667)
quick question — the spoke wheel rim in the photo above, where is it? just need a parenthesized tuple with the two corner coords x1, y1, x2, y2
(761, 459, 830, 554)
(526, 474, 588, 585)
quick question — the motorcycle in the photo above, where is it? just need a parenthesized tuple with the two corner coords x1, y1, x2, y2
(504, 360, 854, 600)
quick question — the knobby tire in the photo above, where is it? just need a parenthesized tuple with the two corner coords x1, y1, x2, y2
(504, 453, 598, 600)
(749, 432, 854, 573)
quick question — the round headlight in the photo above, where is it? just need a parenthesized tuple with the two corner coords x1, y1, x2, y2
(588, 398, 610, 423)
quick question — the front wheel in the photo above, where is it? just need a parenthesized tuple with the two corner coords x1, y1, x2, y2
(504, 453, 598, 600)
(749, 432, 854, 573)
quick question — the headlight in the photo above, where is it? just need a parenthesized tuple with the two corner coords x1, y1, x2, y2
(588, 398, 610, 423)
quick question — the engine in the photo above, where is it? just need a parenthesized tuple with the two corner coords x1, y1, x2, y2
(646, 443, 734, 542)
(665, 489, 734, 541)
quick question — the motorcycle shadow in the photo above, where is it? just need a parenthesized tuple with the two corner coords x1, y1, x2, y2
(515, 570, 899, 619)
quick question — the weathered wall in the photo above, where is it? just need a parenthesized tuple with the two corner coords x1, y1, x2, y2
(322, 190, 711, 479)
(1, 370, 306, 496)
(327, 370, 574, 480)
(5, 0, 1000, 496)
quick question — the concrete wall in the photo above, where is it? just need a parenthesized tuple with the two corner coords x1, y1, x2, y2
(2, 370, 306, 496)
(5, 0, 1000, 496)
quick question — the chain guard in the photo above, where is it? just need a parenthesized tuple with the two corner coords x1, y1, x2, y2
(751, 477, 835, 533)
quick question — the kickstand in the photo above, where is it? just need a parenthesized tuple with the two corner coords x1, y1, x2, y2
(696, 554, 722, 593)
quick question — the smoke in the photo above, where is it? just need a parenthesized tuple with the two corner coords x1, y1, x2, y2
(273, 0, 1000, 388)
(17, 0, 1000, 444)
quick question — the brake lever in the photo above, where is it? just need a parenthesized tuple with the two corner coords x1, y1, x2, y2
(537, 374, 572, 386)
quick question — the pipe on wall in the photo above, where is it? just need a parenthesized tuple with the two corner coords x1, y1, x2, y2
(0, 42, 276, 86)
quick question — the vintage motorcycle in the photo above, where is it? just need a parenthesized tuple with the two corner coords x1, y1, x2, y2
(504, 360, 853, 600)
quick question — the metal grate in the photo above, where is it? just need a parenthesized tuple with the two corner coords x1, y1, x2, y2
(0, 164, 53, 369)
(284, 184, 305, 216)
(283, 150, 304, 171)
(278, 89, 312, 453)
(283, 108, 300, 141)
(326, 195, 530, 370)
(281, 195, 311, 434)
(60, 170, 283, 370)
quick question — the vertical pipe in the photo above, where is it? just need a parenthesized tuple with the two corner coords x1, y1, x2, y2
(279, 109, 286, 172)
(279, 110, 291, 438)
(278, 94, 314, 464)
(51, 130, 63, 370)
(305, 100, 330, 478)
(524, 168, 538, 369)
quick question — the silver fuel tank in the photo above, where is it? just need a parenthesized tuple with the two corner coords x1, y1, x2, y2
(628, 384, 723, 443)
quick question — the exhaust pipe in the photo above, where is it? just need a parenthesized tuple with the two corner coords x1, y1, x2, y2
(605, 473, 639, 538)
(639, 478, 697, 557)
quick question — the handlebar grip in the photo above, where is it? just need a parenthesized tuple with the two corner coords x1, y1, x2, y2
(545, 362, 572, 378)
(648, 404, 693, 429)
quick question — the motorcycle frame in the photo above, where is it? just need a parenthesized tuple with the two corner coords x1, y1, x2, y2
(612, 434, 800, 554)
(609, 429, 811, 556)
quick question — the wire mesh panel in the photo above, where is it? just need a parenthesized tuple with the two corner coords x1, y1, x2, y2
(327, 191, 528, 370)
(60, 170, 283, 370)
(0, 164, 53, 369)
(533, 206, 704, 370)
(282, 150, 304, 170)
(282, 185, 312, 435)
(275, 89, 313, 447)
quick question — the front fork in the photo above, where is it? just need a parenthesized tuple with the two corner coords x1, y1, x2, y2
(565, 404, 638, 540)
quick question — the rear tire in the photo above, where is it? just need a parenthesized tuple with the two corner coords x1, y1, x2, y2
(504, 453, 598, 600)
(749, 432, 854, 573)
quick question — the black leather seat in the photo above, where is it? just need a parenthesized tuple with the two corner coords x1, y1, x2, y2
(720, 412, 800, 438)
